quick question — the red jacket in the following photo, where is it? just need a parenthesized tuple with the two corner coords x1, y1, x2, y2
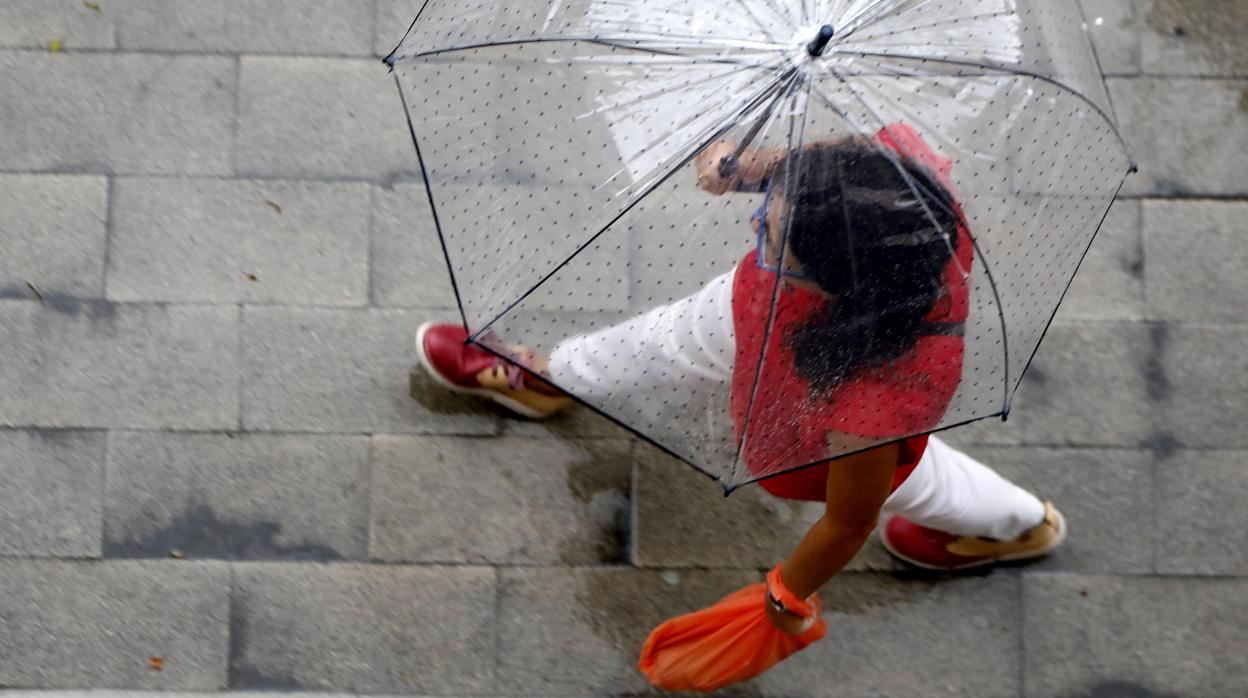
(729, 125, 972, 501)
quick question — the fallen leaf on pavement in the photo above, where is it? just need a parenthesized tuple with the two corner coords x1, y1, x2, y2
(48, 39, 63, 52)
(243, 273, 259, 282)
(169, 549, 185, 559)
(265, 200, 283, 214)
(149, 657, 164, 671)
(84, 2, 102, 11)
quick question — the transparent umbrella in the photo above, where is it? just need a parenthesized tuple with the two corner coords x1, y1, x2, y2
(386, 0, 1134, 491)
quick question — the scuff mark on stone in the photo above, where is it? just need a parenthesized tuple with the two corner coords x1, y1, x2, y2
(105, 501, 347, 561)
(1143, 324, 1172, 402)
(1146, 0, 1248, 74)
(1062, 679, 1182, 698)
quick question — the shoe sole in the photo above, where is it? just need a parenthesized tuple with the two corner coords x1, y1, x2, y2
(415, 321, 551, 421)
(879, 508, 1069, 572)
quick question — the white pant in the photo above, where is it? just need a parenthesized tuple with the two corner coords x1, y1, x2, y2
(549, 272, 1045, 539)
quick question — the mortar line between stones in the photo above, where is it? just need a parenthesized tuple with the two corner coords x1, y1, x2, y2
(1149, 448, 1161, 575)
(1017, 572, 1027, 698)
(366, 184, 379, 308)
(0, 169, 422, 187)
(6, 422, 1248, 453)
(370, 0, 383, 59)
(96, 429, 113, 559)
(3, 46, 1245, 82)
(0, 46, 380, 61)
(226, 562, 242, 688)
(228, 55, 243, 179)
(9, 168, 1248, 203)
(492, 565, 503, 689)
(0, 555, 1242, 581)
(100, 175, 116, 299)
(628, 440, 641, 566)
(235, 303, 245, 432)
(364, 434, 379, 561)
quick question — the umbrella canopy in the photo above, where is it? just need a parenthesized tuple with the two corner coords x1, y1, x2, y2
(387, 0, 1133, 490)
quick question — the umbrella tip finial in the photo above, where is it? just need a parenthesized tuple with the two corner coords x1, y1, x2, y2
(807, 25, 835, 56)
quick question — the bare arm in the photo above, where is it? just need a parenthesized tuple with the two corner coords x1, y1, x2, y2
(695, 138, 848, 195)
(766, 440, 898, 634)
(694, 141, 787, 195)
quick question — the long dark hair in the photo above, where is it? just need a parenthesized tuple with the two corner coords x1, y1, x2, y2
(775, 140, 961, 394)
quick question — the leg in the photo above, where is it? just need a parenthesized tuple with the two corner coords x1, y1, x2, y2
(884, 435, 1045, 539)
(880, 435, 1063, 570)
(416, 270, 736, 418)
(547, 271, 736, 399)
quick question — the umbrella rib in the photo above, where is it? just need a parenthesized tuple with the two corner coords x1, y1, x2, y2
(382, 0, 434, 65)
(465, 64, 803, 345)
(833, 49, 1132, 155)
(391, 72, 469, 333)
(387, 35, 786, 67)
(810, 71, 1014, 414)
(730, 72, 812, 476)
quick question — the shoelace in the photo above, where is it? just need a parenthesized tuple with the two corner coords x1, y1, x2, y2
(481, 331, 536, 392)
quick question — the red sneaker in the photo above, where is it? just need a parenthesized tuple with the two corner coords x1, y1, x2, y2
(880, 502, 1067, 571)
(415, 322, 571, 419)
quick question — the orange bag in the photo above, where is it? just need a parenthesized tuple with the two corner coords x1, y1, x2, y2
(638, 566, 827, 692)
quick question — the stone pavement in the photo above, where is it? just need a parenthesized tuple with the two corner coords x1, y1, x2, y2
(0, 0, 1246, 696)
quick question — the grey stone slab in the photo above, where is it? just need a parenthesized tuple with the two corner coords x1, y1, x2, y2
(0, 174, 108, 299)
(234, 57, 415, 181)
(108, 178, 370, 306)
(370, 183, 460, 308)
(113, 0, 372, 55)
(0, 0, 117, 49)
(1055, 198, 1144, 322)
(1110, 77, 1248, 196)
(370, 435, 630, 564)
(962, 446, 1154, 574)
(497, 566, 756, 696)
(757, 574, 1020, 698)
(1155, 449, 1248, 575)
(949, 323, 1153, 447)
(0, 560, 229, 689)
(1157, 325, 1248, 449)
(632, 443, 900, 572)
(0, 53, 234, 176)
(0, 694, 421, 698)
(229, 563, 495, 694)
(241, 306, 498, 434)
(0, 429, 104, 558)
(374, 0, 422, 57)
(104, 432, 370, 561)
(1144, 199, 1248, 323)
(500, 401, 636, 439)
(0, 694, 417, 698)
(0, 301, 240, 430)
(1080, 0, 1142, 76)
(1141, 0, 1248, 77)
(1023, 574, 1248, 697)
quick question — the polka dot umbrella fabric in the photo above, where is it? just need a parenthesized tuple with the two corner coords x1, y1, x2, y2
(387, 0, 1133, 491)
